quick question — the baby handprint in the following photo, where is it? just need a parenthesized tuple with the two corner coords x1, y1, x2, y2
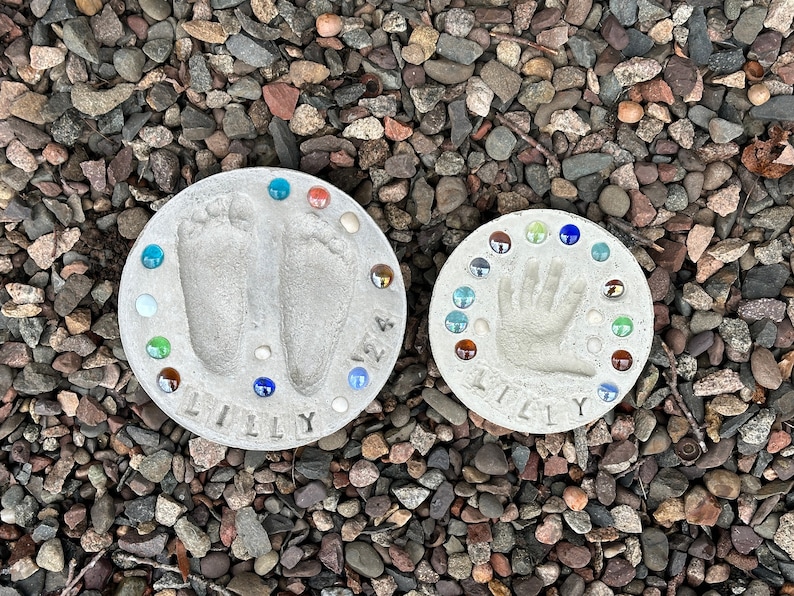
(497, 257, 596, 376)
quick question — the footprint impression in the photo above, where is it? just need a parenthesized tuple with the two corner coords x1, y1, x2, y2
(177, 193, 254, 375)
(280, 213, 356, 395)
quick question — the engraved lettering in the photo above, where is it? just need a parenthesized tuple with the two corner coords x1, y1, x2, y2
(351, 332, 386, 365)
(182, 390, 201, 417)
(375, 312, 396, 332)
(245, 414, 259, 436)
(215, 405, 229, 427)
(271, 417, 284, 439)
(298, 411, 315, 433)
(518, 400, 533, 420)
(469, 368, 488, 392)
(573, 397, 588, 416)
(546, 405, 556, 426)
(495, 386, 509, 404)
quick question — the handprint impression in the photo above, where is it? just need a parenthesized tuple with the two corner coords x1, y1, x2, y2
(497, 257, 596, 377)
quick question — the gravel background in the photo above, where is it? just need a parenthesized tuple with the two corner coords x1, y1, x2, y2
(3, 0, 794, 594)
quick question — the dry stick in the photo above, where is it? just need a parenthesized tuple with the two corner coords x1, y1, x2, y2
(60, 549, 107, 596)
(488, 31, 559, 55)
(494, 113, 561, 178)
(606, 216, 665, 252)
(661, 342, 709, 455)
(115, 553, 234, 596)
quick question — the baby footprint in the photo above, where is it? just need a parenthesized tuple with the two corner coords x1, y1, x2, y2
(280, 213, 356, 395)
(177, 193, 254, 375)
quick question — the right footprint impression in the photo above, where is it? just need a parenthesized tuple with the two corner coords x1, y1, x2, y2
(279, 212, 357, 395)
(177, 193, 254, 375)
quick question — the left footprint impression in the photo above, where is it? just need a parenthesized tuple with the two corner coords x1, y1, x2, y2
(177, 193, 254, 375)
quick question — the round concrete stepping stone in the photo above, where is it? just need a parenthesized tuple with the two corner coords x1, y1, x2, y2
(428, 209, 653, 433)
(119, 168, 407, 449)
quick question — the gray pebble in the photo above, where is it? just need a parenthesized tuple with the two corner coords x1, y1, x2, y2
(436, 33, 484, 65)
(687, 8, 712, 66)
(345, 541, 384, 578)
(62, 18, 100, 64)
(485, 126, 516, 161)
(598, 185, 631, 216)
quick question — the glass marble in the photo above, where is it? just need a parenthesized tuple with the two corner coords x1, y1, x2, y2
(586, 309, 604, 325)
(141, 244, 164, 269)
(146, 336, 171, 359)
(474, 319, 490, 335)
(455, 339, 477, 360)
(587, 337, 602, 353)
(559, 224, 581, 245)
(612, 316, 634, 337)
(469, 258, 490, 278)
(597, 382, 619, 402)
(526, 221, 547, 244)
(136, 294, 158, 317)
(489, 231, 511, 254)
(603, 279, 625, 298)
(332, 396, 349, 413)
(268, 177, 290, 200)
(255, 346, 272, 360)
(453, 286, 475, 309)
(611, 350, 633, 371)
(370, 264, 394, 288)
(340, 212, 360, 233)
(445, 311, 468, 333)
(348, 367, 369, 390)
(307, 186, 330, 208)
(591, 242, 610, 262)
(253, 377, 276, 397)
(157, 368, 180, 393)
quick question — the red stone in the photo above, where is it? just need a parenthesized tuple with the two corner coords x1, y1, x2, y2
(389, 545, 415, 572)
(653, 239, 687, 272)
(544, 455, 568, 477)
(635, 79, 675, 105)
(262, 82, 300, 120)
(627, 189, 656, 227)
(468, 523, 493, 544)
(384, 116, 413, 141)
(767, 430, 792, 453)
(490, 553, 512, 576)
(556, 542, 592, 568)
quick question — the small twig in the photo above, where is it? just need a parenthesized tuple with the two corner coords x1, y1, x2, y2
(614, 455, 649, 480)
(661, 342, 709, 455)
(114, 553, 234, 596)
(606, 217, 665, 252)
(60, 549, 107, 596)
(494, 113, 561, 178)
(489, 31, 559, 55)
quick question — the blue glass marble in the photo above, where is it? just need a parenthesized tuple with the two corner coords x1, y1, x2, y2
(591, 242, 610, 262)
(453, 286, 475, 309)
(559, 224, 580, 245)
(141, 244, 164, 269)
(268, 178, 290, 200)
(445, 311, 468, 333)
(469, 257, 490, 278)
(348, 367, 369, 390)
(597, 383, 620, 403)
(253, 377, 276, 397)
